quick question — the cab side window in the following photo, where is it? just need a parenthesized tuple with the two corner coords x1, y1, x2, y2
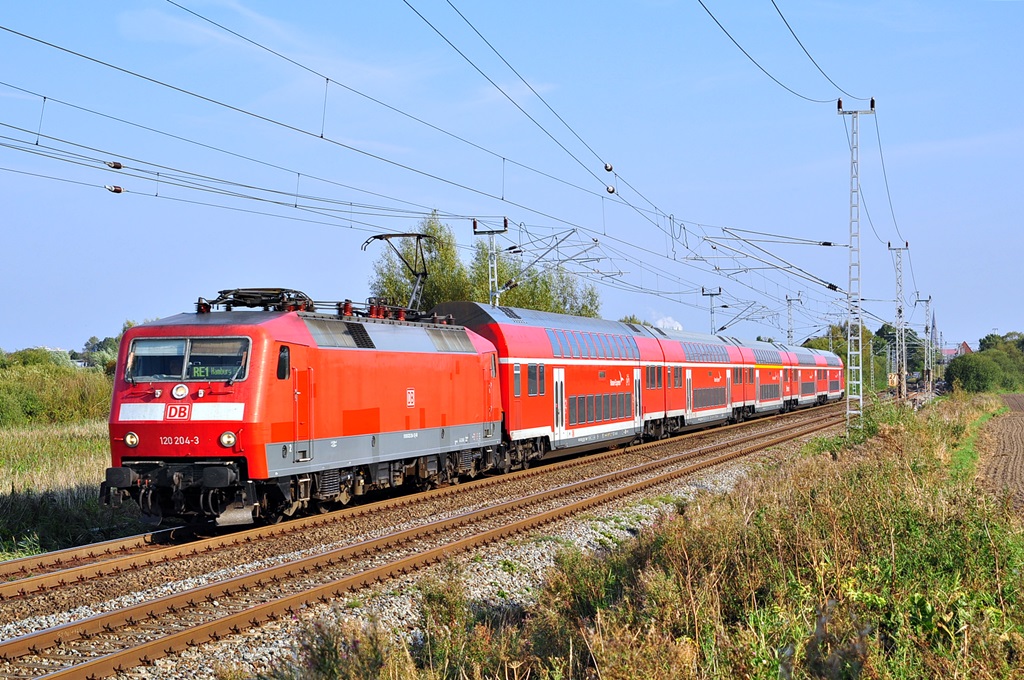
(277, 346, 290, 380)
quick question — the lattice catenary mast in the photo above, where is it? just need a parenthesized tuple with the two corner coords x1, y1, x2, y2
(889, 241, 909, 399)
(838, 97, 874, 431)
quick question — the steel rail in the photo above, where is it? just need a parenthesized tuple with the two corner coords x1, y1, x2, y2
(0, 413, 843, 679)
(0, 403, 840, 601)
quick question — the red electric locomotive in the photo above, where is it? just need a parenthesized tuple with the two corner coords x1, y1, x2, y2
(102, 289, 502, 525)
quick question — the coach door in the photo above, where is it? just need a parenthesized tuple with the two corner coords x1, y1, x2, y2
(291, 346, 314, 463)
(632, 367, 643, 432)
(686, 369, 693, 417)
(552, 367, 566, 445)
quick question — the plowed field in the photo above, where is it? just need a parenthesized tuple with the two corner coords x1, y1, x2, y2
(978, 394, 1024, 512)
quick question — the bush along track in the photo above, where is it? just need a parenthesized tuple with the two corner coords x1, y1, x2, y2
(256, 392, 1024, 680)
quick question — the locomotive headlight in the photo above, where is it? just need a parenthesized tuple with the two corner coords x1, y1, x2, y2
(171, 384, 189, 399)
(124, 432, 140, 448)
(219, 431, 237, 448)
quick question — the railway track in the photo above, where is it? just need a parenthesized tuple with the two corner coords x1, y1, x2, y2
(0, 405, 844, 679)
(0, 404, 839, 601)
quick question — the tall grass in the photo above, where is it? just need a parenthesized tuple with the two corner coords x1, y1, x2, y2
(0, 364, 111, 426)
(249, 393, 1024, 679)
(0, 420, 144, 559)
(529, 392, 1024, 678)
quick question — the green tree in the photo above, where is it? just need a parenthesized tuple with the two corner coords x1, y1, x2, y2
(619, 314, 649, 327)
(945, 352, 1002, 392)
(978, 332, 1004, 352)
(368, 213, 471, 312)
(3, 347, 72, 368)
(370, 213, 601, 316)
(467, 242, 600, 317)
(80, 321, 136, 375)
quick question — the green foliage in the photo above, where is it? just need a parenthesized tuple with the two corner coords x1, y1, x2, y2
(257, 611, 410, 680)
(618, 314, 649, 326)
(875, 322, 926, 375)
(946, 331, 1024, 392)
(369, 213, 472, 312)
(415, 561, 526, 678)
(467, 241, 600, 316)
(368, 212, 601, 316)
(946, 352, 1004, 392)
(3, 347, 73, 368)
(80, 320, 136, 374)
(526, 395, 1024, 677)
(0, 363, 111, 426)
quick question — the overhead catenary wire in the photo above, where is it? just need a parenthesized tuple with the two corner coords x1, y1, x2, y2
(695, 0, 834, 104)
(768, 0, 867, 101)
(24, 9, 847, 329)
(0, 13, 891, 341)
(162, 1, 608, 202)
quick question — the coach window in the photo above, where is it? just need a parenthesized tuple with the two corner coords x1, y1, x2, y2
(277, 345, 290, 380)
(582, 333, 593, 358)
(577, 396, 586, 423)
(539, 364, 546, 395)
(514, 364, 521, 397)
(528, 364, 538, 396)
(587, 395, 595, 422)
(569, 396, 577, 425)
(567, 332, 580, 358)
(546, 329, 561, 358)
(555, 330, 570, 357)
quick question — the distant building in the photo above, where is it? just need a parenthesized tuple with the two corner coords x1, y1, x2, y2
(939, 342, 972, 364)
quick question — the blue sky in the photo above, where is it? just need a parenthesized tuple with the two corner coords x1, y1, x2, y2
(1, 1, 1020, 352)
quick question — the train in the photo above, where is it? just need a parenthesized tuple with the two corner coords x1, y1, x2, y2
(101, 288, 845, 526)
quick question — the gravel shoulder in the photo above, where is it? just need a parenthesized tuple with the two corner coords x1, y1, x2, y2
(112, 425, 825, 680)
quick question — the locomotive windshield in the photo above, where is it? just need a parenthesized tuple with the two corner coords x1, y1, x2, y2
(127, 337, 250, 382)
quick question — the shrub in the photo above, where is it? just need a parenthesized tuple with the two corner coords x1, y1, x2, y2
(0, 363, 111, 426)
(946, 353, 1003, 392)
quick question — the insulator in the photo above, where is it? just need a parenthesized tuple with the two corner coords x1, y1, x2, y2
(105, 185, 124, 193)
(105, 161, 123, 169)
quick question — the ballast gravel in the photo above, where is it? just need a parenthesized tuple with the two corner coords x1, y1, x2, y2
(110, 460, 757, 680)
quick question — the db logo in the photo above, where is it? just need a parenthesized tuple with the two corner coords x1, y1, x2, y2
(166, 404, 191, 420)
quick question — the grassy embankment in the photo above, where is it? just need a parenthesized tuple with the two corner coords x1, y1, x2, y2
(0, 363, 144, 560)
(253, 392, 1024, 679)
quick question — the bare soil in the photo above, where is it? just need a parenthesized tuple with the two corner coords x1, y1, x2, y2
(977, 394, 1024, 512)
